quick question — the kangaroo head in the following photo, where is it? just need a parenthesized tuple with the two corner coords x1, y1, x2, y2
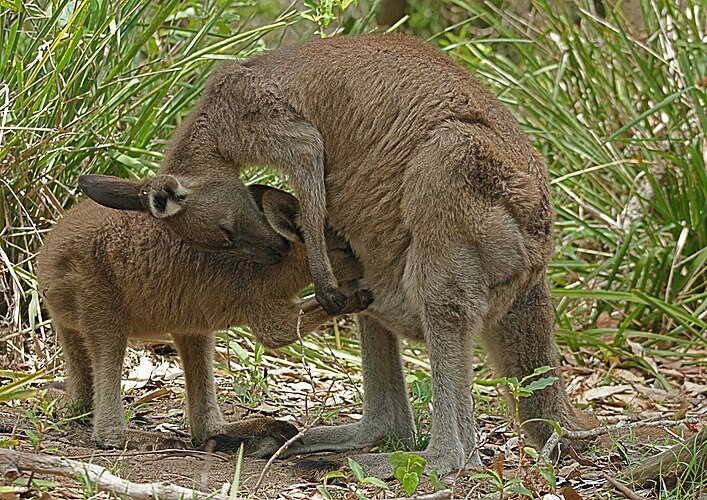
(79, 173, 294, 265)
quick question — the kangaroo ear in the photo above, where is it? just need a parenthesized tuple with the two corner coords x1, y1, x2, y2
(261, 188, 303, 243)
(79, 175, 146, 211)
(142, 175, 189, 219)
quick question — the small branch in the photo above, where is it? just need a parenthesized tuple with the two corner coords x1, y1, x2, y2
(69, 448, 229, 462)
(541, 431, 562, 460)
(603, 473, 649, 500)
(251, 416, 321, 495)
(541, 417, 700, 460)
(0, 448, 228, 500)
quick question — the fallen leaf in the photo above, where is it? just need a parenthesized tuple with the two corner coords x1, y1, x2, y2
(683, 381, 707, 396)
(562, 485, 583, 500)
(123, 356, 154, 390)
(614, 369, 644, 383)
(135, 387, 170, 404)
(582, 384, 632, 402)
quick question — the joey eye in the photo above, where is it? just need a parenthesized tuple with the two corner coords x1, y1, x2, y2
(219, 224, 235, 243)
(176, 194, 186, 202)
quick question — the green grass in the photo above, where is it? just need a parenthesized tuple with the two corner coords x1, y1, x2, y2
(436, 0, 705, 366)
(0, 0, 373, 355)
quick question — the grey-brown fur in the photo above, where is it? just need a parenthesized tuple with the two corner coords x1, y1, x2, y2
(81, 34, 595, 475)
(36, 185, 367, 453)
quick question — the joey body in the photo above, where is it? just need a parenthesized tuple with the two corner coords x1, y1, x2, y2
(80, 34, 595, 475)
(37, 187, 366, 452)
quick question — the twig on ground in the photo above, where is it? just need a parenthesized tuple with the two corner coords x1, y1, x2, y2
(603, 473, 649, 500)
(625, 427, 707, 487)
(0, 448, 228, 500)
(69, 448, 229, 462)
(251, 416, 321, 495)
(541, 417, 701, 460)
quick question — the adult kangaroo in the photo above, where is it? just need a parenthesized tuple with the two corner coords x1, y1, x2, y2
(82, 34, 593, 476)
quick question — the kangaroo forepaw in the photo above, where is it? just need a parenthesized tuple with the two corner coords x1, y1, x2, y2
(352, 288, 374, 311)
(335, 281, 374, 314)
(316, 285, 347, 315)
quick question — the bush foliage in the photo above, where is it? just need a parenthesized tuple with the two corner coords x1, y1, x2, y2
(1, 0, 704, 371)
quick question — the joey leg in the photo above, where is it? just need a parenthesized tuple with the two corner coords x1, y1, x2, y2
(481, 278, 596, 450)
(283, 316, 414, 457)
(174, 333, 298, 456)
(55, 323, 93, 414)
(172, 333, 225, 443)
(201, 418, 299, 458)
(87, 322, 129, 448)
(86, 319, 185, 450)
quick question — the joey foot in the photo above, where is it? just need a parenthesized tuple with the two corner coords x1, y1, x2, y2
(94, 428, 188, 451)
(199, 417, 298, 458)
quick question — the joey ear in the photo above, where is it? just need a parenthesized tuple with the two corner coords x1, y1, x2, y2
(261, 188, 303, 243)
(247, 184, 279, 212)
(79, 175, 146, 211)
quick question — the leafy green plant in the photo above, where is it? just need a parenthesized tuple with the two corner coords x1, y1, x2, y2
(320, 457, 389, 499)
(16, 389, 73, 451)
(478, 365, 559, 434)
(469, 468, 537, 498)
(0, 370, 43, 403)
(389, 450, 426, 496)
(220, 334, 270, 407)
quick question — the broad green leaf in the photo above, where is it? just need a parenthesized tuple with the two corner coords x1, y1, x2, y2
(348, 457, 365, 482)
(361, 477, 389, 489)
(402, 472, 419, 496)
(523, 376, 559, 394)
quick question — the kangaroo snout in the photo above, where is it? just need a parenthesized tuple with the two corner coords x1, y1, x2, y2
(233, 236, 290, 265)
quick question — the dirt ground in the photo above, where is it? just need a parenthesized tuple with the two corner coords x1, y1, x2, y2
(1, 335, 705, 499)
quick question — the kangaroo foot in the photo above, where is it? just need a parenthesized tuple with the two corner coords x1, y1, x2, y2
(293, 456, 346, 482)
(93, 428, 188, 451)
(296, 448, 482, 482)
(199, 417, 298, 458)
